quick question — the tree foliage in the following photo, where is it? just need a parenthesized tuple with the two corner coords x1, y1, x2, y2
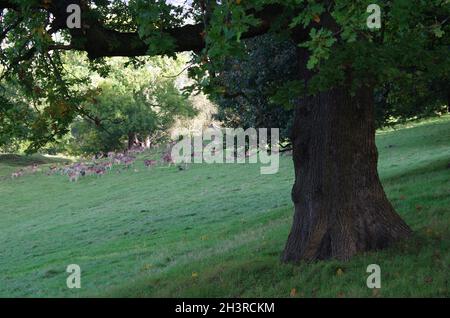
(0, 81, 37, 152)
(0, 0, 448, 148)
(213, 33, 298, 142)
(64, 54, 196, 155)
(196, 0, 449, 115)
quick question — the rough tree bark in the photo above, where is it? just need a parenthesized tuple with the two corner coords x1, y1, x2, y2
(128, 132, 137, 150)
(282, 63, 412, 262)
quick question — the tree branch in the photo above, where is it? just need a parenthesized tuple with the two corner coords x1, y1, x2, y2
(1, 1, 288, 59)
(71, 3, 285, 59)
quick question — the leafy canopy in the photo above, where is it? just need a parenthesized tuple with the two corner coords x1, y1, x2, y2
(0, 0, 449, 151)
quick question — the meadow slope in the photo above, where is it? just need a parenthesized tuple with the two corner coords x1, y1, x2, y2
(0, 116, 449, 297)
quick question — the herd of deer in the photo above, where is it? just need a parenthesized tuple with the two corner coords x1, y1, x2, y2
(9, 144, 287, 182)
(10, 163, 39, 179)
(10, 147, 176, 182)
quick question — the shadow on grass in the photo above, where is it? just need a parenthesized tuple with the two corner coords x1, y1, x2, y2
(0, 154, 69, 167)
(98, 148, 449, 297)
(101, 221, 448, 298)
(382, 158, 450, 185)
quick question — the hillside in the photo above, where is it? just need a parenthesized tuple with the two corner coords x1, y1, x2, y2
(0, 116, 449, 297)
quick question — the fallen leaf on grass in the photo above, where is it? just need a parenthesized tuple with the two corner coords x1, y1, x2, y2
(290, 288, 297, 297)
(372, 288, 381, 297)
(424, 276, 433, 283)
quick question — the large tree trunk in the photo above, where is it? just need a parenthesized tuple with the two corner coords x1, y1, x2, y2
(447, 90, 450, 113)
(282, 81, 412, 262)
(128, 132, 136, 150)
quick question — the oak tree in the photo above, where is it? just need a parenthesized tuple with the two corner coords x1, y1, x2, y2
(1, 0, 448, 261)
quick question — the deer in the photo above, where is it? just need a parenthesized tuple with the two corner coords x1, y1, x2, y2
(11, 170, 23, 179)
(102, 162, 113, 170)
(68, 171, 80, 182)
(144, 159, 157, 168)
(122, 156, 135, 169)
(162, 152, 173, 167)
(96, 169, 106, 177)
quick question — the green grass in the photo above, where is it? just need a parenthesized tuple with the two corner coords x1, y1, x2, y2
(0, 116, 449, 298)
(0, 154, 71, 178)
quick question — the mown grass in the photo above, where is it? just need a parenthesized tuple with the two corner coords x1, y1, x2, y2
(0, 116, 449, 298)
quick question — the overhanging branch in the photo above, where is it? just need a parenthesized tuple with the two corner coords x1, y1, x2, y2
(1, 1, 289, 59)
(70, 4, 285, 59)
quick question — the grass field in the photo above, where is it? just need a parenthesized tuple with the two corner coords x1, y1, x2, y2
(0, 116, 449, 298)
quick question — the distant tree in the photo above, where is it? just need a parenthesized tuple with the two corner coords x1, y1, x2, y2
(375, 78, 450, 127)
(213, 34, 298, 144)
(0, 81, 37, 152)
(68, 58, 196, 155)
